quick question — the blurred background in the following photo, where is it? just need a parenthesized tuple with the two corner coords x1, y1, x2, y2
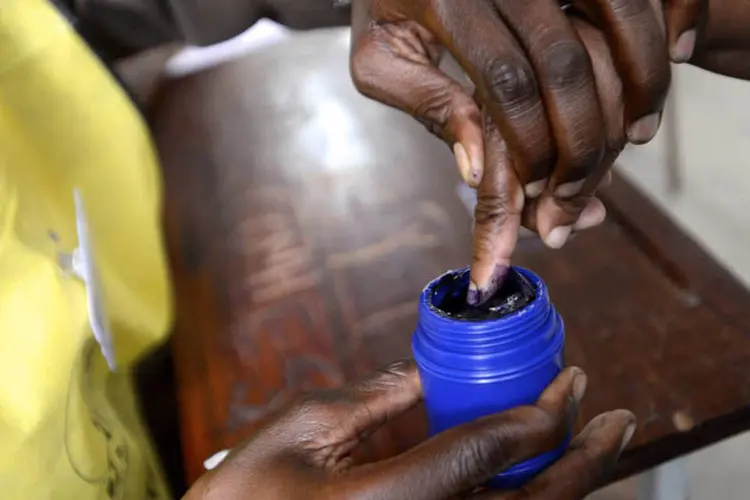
(158, 22, 750, 498)
(597, 64, 750, 499)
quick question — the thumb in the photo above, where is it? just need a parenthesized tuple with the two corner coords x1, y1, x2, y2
(351, 21, 485, 187)
(473, 410, 636, 500)
(343, 367, 583, 500)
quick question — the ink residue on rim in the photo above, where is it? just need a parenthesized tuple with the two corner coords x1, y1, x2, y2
(430, 268, 537, 321)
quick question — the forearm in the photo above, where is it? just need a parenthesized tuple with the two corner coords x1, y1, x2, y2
(69, 0, 349, 59)
(691, 0, 750, 79)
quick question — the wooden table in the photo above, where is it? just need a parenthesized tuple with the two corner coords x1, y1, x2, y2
(151, 28, 750, 490)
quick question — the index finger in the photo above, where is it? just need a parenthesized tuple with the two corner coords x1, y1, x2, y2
(258, 360, 422, 459)
(468, 110, 523, 304)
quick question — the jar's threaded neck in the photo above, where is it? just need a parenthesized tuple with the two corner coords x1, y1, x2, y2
(418, 267, 551, 342)
(413, 266, 564, 379)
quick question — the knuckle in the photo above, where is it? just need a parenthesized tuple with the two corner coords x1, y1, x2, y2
(472, 229, 494, 255)
(352, 370, 401, 397)
(290, 390, 343, 423)
(605, 138, 627, 160)
(349, 31, 389, 96)
(452, 423, 515, 483)
(349, 60, 366, 89)
(376, 359, 416, 384)
(556, 195, 591, 218)
(517, 406, 559, 434)
(349, 34, 369, 77)
(349, 49, 376, 94)
(475, 190, 512, 227)
(576, 444, 613, 481)
(631, 65, 671, 103)
(450, 98, 482, 129)
(413, 90, 454, 129)
(549, 405, 572, 440)
(564, 145, 605, 183)
(609, 0, 648, 15)
(626, 56, 672, 108)
(484, 58, 538, 109)
(509, 405, 568, 446)
(541, 42, 591, 90)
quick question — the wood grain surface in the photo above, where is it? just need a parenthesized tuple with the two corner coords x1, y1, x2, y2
(150, 28, 750, 485)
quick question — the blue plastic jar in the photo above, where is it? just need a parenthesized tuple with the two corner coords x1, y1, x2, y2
(412, 266, 566, 489)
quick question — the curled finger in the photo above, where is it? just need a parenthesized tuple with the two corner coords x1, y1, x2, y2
(535, 18, 625, 247)
(425, 0, 555, 189)
(491, 0, 606, 200)
(351, 20, 484, 186)
(573, 0, 671, 144)
(665, 0, 707, 63)
(276, 360, 422, 463)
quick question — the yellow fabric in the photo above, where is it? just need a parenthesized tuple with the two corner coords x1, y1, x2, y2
(0, 0, 173, 498)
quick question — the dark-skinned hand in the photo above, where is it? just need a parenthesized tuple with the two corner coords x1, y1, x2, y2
(183, 362, 635, 499)
(350, 0, 704, 304)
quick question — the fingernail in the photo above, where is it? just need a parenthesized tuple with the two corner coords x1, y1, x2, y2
(572, 369, 588, 403)
(573, 200, 606, 231)
(628, 113, 661, 144)
(545, 225, 572, 249)
(554, 179, 586, 198)
(467, 282, 480, 305)
(621, 422, 637, 452)
(454, 142, 472, 183)
(454, 142, 481, 187)
(671, 30, 696, 63)
(524, 178, 547, 199)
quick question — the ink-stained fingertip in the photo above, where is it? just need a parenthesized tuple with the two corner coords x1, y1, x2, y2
(467, 265, 509, 305)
